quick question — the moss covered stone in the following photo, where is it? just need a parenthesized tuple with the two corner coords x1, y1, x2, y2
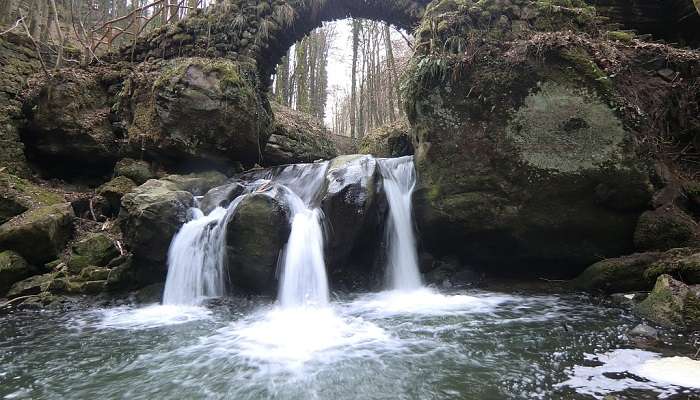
(634, 274, 700, 331)
(0, 203, 74, 265)
(97, 176, 137, 214)
(0, 172, 64, 224)
(66, 233, 119, 274)
(573, 252, 662, 293)
(634, 205, 700, 251)
(114, 158, 156, 185)
(0, 250, 36, 295)
(359, 120, 413, 157)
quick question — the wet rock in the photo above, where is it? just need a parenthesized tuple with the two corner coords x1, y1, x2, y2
(263, 102, 338, 166)
(225, 192, 290, 293)
(608, 292, 647, 307)
(199, 181, 246, 215)
(321, 155, 385, 275)
(628, 323, 659, 340)
(0, 250, 36, 295)
(0, 203, 74, 265)
(66, 233, 120, 274)
(359, 120, 413, 157)
(119, 179, 194, 278)
(97, 176, 137, 215)
(634, 205, 700, 251)
(634, 274, 700, 331)
(114, 158, 156, 185)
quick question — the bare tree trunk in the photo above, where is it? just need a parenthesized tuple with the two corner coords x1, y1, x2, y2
(49, 0, 63, 68)
(350, 19, 360, 139)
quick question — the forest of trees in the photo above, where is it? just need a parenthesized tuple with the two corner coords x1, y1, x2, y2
(0, 0, 214, 66)
(273, 19, 412, 139)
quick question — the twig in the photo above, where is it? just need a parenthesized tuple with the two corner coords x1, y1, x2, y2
(0, 295, 39, 309)
(0, 17, 23, 36)
(88, 198, 97, 221)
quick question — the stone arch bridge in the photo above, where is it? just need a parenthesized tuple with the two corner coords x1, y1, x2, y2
(117, 0, 700, 86)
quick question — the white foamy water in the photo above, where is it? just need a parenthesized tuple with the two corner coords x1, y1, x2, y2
(557, 348, 700, 398)
(216, 306, 391, 370)
(96, 304, 212, 330)
(379, 156, 422, 290)
(348, 288, 515, 317)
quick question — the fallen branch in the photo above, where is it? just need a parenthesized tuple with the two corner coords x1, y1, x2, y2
(0, 17, 23, 36)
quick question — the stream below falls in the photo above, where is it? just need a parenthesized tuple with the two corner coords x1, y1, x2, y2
(1, 289, 700, 399)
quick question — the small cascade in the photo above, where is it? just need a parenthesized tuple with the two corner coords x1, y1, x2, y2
(162, 197, 245, 305)
(378, 156, 422, 291)
(272, 162, 331, 308)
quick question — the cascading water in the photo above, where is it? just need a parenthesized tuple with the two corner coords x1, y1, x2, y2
(163, 196, 246, 305)
(272, 163, 330, 308)
(378, 156, 422, 291)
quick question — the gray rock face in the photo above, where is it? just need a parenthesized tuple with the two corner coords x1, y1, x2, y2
(199, 182, 246, 215)
(224, 192, 290, 293)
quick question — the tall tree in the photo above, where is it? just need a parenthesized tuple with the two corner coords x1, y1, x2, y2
(350, 19, 360, 139)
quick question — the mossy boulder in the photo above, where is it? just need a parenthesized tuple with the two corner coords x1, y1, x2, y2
(574, 247, 700, 293)
(0, 172, 64, 224)
(573, 252, 663, 293)
(114, 158, 156, 185)
(119, 178, 194, 279)
(634, 274, 700, 331)
(359, 120, 413, 158)
(263, 102, 338, 166)
(120, 57, 272, 167)
(66, 233, 120, 274)
(0, 250, 36, 295)
(634, 205, 700, 251)
(97, 176, 137, 214)
(225, 192, 290, 293)
(0, 203, 74, 265)
(405, 19, 663, 276)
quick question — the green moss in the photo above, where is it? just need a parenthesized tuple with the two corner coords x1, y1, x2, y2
(606, 30, 635, 43)
(559, 48, 614, 98)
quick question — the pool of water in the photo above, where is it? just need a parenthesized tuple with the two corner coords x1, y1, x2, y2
(1, 288, 699, 400)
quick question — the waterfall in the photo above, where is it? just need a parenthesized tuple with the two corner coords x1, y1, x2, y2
(273, 163, 331, 308)
(379, 156, 422, 290)
(163, 197, 245, 305)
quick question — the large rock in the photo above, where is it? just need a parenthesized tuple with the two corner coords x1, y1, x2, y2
(119, 58, 272, 167)
(321, 155, 386, 282)
(225, 192, 291, 293)
(263, 102, 338, 165)
(97, 176, 137, 215)
(574, 247, 700, 293)
(634, 205, 700, 251)
(6, 272, 56, 299)
(114, 158, 157, 185)
(119, 179, 194, 279)
(405, 2, 673, 276)
(635, 274, 700, 331)
(0, 172, 64, 224)
(0, 203, 74, 265)
(359, 120, 413, 158)
(0, 250, 36, 295)
(160, 171, 227, 195)
(22, 68, 119, 175)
